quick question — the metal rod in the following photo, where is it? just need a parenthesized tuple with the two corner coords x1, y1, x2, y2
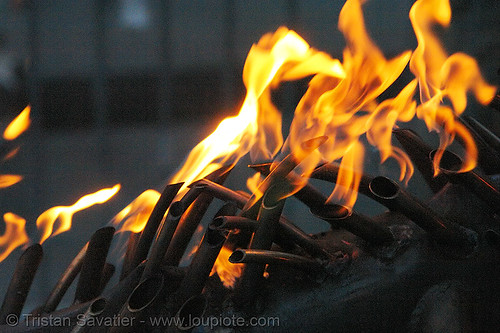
(74, 226, 115, 304)
(368, 175, 475, 249)
(0, 244, 43, 324)
(41, 243, 88, 313)
(430, 149, 500, 212)
(229, 249, 324, 274)
(311, 204, 394, 245)
(175, 228, 226, 306)
(129, 182, 183, 274)
(392, 129, 448, 193)
(189, 178, 248, 208)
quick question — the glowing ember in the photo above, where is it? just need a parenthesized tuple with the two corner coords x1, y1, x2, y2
(36, 184, 121, 244)
(3, 105, 31, 141)
(110, 189, 161, 234)
(0, 174, 23, 189)
(0, 213, 29, 262)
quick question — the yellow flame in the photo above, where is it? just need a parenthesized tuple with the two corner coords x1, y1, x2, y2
(211, 247, 244, 289)
(36, 184, 121, 244)
(0, 174, 23, 189)
(3, 105, 31, 141)
(0, 213, 29, 262)
(111, 189, 160, 233)
(409, 0, 496, 174)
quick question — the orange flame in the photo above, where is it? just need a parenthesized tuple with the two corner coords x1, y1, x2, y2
(36, 184, 121, 244)
(3, 105, 31, 141)
(110, 189, 160, 234)
(173, 0, 495, 288)
(0, 174, 23, 189)
(211, 247, 244, 289)
(0, 213, 29, 262)
(409, 0, 496, 174)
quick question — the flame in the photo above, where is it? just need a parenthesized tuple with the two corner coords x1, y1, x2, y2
(0, 213, 29, 262)
(3, 105, 31, 141)
(110, 189, 161, 233)
(36, 184, 121, 244)
(211, 247, 244, 288)
(170, 27, 345, 193)
(0, 174, 23, 189)
(409, 0, 496, 174)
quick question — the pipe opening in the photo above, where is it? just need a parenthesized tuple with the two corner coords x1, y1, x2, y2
(206, 228, 226, 247)
(369, 176, 399, 199)
(209, 217, 224, 229)
(128, 275, 164, 312)
(89, 297, 107, 315)
(430, 150, 462, 173)
(262, 182, 293, 209)
(176, 294, 207, 329)
(228, 249, 245, 263)
(169, 201, 185, 218)
(310, 204, 351, 220)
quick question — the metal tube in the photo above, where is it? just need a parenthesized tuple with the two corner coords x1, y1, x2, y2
(229, 249, 324, 274)
(163, 167, 232, 266)
(210, 216, 259, 232)
(41, 242, 88, 313)
(0, 244, 43, 324)
(392, 129, 448, 193)
(310, 162, 373, 194)
(120, 232, 140, 280)
(98, 263, 115, 294)
(189, 178, 248, 208)
(311, 204, 394, 245)
(129, 182, 183, 275)
(368, 176, 475, 249)
(169, 294, 207, 332)
(70, 297, 107, 333)
(175, 228, 226, 305)
(74, 227, 115, 304)
(242, 135, 328, 219)
(430, 149, 500, 212)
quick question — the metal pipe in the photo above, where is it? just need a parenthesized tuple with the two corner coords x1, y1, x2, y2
(368, 176, 476, 249)
(175, 228, 226, 306)
(129, 182, 183, 274)
(98, 263, 115, 294)
(189, 178, 248, 208)
(229, 249, 324, 274)
(142, 186, 202, 280)
(234, 182, 290, 307)
(169, 294, 207, 332)
(0, 244, 43, 324)
(70, 297, 107, 333)
(311, 204, 394, 245)
(392, 129, 448, 193)
(310, 162, 373, 194)
(163, 167, 232, 266)
(430, 149, 500, 212)
(41, 242, 88, 313)
(74, 227, 115, 304)
(120, 232, 140, 280)
(241, 135, 328, 219)
(210, 216, 259, 232)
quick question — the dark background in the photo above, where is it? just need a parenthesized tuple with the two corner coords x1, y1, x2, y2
(0, 0, 498, 312)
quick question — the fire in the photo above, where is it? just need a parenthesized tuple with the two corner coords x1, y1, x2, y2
(110, 189, 160, 233)
(3, 105, 31, 141)
(0, 174, 23, 189)
(36, 184, 121, 244)
(409, 0, 496, 174)
(168, 0, 495, 287)
(0, 213, 29, 262)
(211, 247, 244, 289)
